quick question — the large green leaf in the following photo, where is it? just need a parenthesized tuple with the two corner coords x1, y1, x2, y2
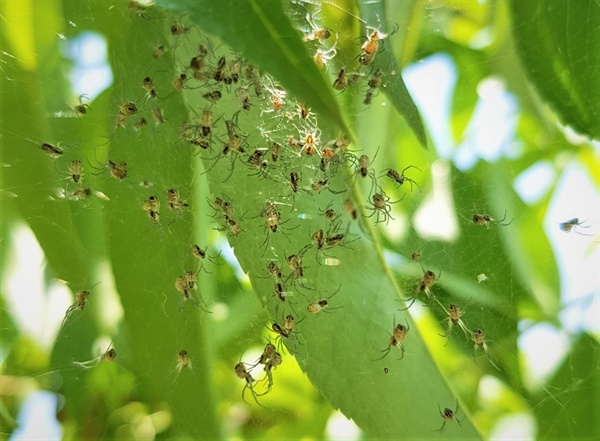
(509, 0, 600, 140)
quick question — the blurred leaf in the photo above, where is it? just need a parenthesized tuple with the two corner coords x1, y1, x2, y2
(510, 0, 600, 140)
(155, 0, 349, 134)
(450, 46, 488, 140)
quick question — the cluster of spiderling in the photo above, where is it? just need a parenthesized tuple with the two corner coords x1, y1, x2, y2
(234, 342, 283, 405)
(40, 1, 549, 423)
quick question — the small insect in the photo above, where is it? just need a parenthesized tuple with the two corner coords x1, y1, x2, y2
(142, 195, 160, 223)
(289, 171, 301, 193)
(73, 94, 90, 115)
(322, 206, 338, 224)
(176, 349, 192, 373)
(438, 304, 471, 346)
(559, 218, 592, 235)
(172, 73, 188, 90)
(174, 271, 208, 312)
(283, 313, 302, 334)
(306, 286, 342, 315)
(152, 43, 165, 59)
(382, 166, 421, 192)
(257, 349, 282, 396)
(209, 196, 234, 220)
(358, 50, 375, 65)
(273, 281, 288, 304)
(373, 317, 409, 361)
(166, 188, 189, 212)
(432, 400, 462, 432)
(399, 267, 441, 310)
(298, 103, 311, 120)
(253, 75, 264, 97)
(285, 253, 310, 289)
(152, 107, 166, 126)
(170, 22, 189, 36)
(299, 129, 321, 156)
(234, 362, 262, 406)
(70, 187, 92, 200)
(418, 267, 440, 294)
(191, 244, 221, 273)
(358, 27, 389, 65)
(353, 148, 379, 183)
(91, 158, 128, 182)
(471, 329, 500, 370)
(472, 209, 513, 227)
(134, 117, 147, 131)
(246, 149, 269, 178)
(106, 160, 127, 181)
(101, 346, 117, 362)
(310, 179, 344, 195)
(250, 342, 278, 369)
(313, 46, 337, 69)
(262, 201, 281, 233)
(190, 54, 207, 80)
(299, 229, 328, 264)
(362, 29, 387, 55)
(261, 202, 297, 251)
(271, 89, 286, 110)
(230, 59, 241, 83)
(73, 343, 116, 369)
(213, 56, 228, 83)
(367, 68, 383, 89)
(365, 191, 402, 225)
(203, 90, 222, 103)
(61, 289, 90, 327)
(333, 68, 347, 91)
(215, 215, 244, 236)
(409, 249, 422, 261)
(286, 171, 309, 210)
(266, 261, 283, 279)
(268, 322, 292, 354)
(40, 142, 64, 158)
(342, 198, 358, 221)
(304, 24, 332, 41)
(363, 89, 374, 105)
(119, 102, 138, 116)
(142, 76, 157, 99)
(67, 160, 84, 184)
(325, 232, 354, 249)
(236, 85, 251, 110)
(270, 142, 282, 162)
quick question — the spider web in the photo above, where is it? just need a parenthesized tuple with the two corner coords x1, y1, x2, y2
(1, 0, 598, 439)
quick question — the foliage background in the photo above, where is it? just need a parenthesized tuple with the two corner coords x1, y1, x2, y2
(1, 0, 598, 440)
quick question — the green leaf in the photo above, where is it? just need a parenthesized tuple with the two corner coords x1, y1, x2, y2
(177, 51, 480, 441)
(509, 0, 600, 140)
(532, 334, 600, 440)
(155, 0, 349, 134)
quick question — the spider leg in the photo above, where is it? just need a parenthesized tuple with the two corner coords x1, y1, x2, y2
(372, 345, 391, 361)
